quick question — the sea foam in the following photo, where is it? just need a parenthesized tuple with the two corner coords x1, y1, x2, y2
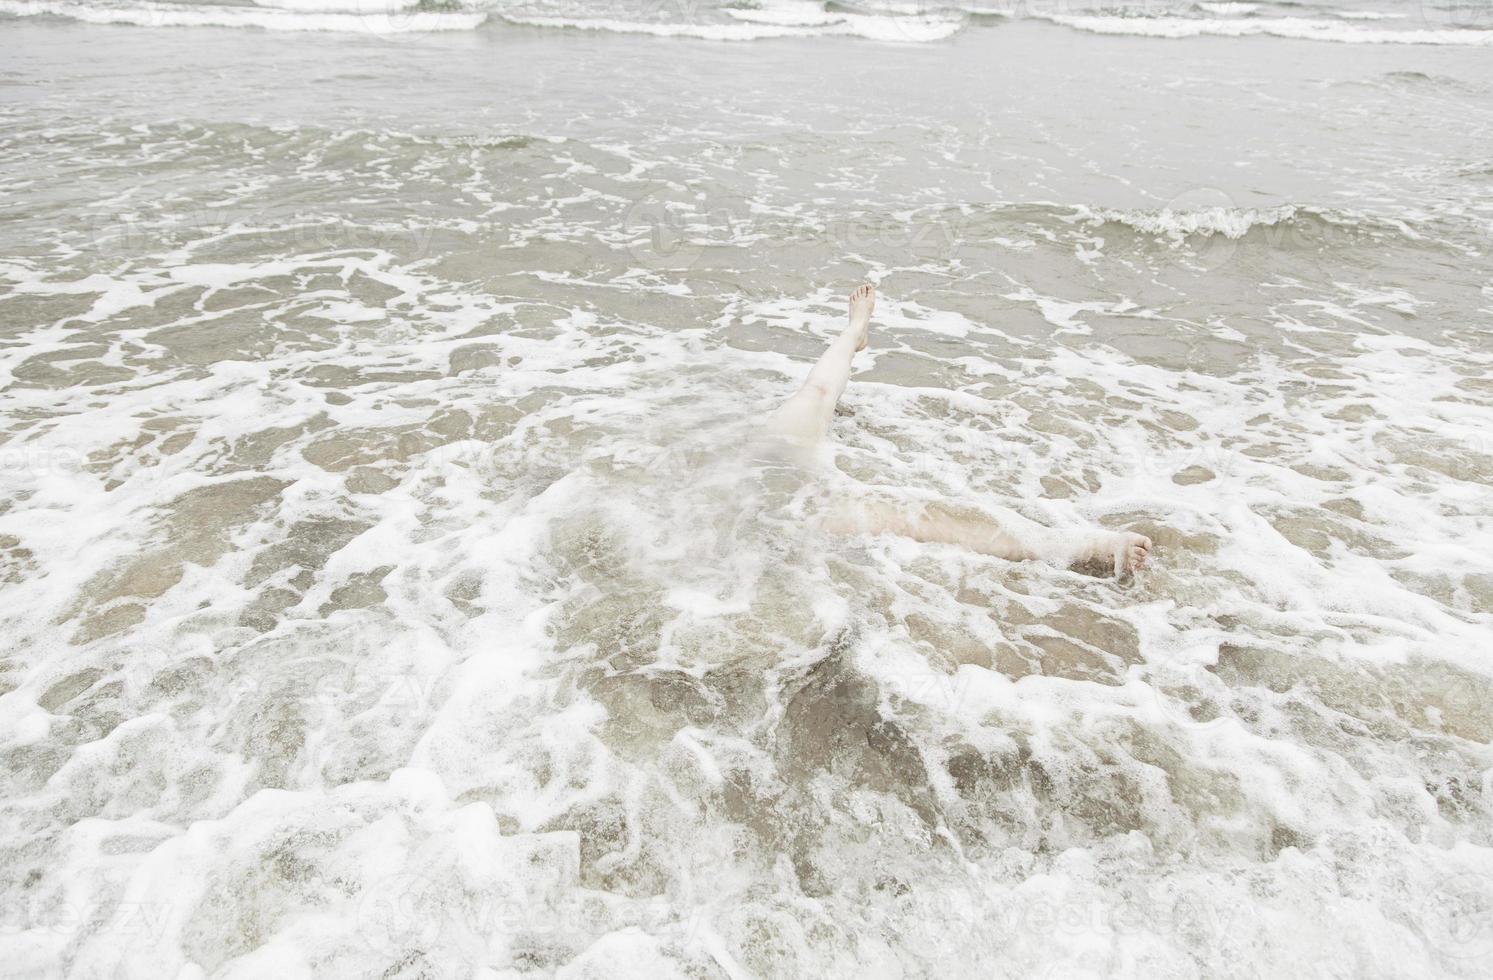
(0, 0, 486, 31)
(1037, 12, 1493, 44)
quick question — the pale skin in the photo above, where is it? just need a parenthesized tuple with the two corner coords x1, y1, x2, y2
(766, 284, 1153, 577)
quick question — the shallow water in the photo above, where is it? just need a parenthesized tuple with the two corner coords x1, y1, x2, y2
(2, 11, 1493, 980)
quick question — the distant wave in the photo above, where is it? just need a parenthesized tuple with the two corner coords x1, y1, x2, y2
(0, 0, 961, 39)
(1195, 2, 1261, 14)
(4, 0, 1489, 43)
(496, 8, 964, 41)
(0, 0, 486, 30)
(1035, 13, 1493, 45)
(1069, 203, 1465, 252)
(1331, 9, 1405, 20)
(250, 0, 420, 12)
(491, 14, 807, 39)
(1081, 203, 1304, 241)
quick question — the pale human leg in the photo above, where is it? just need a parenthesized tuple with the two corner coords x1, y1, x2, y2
(762, 283, 1152, 576)
(823, 496, 1153, 576)
(763, 283, 875, 447)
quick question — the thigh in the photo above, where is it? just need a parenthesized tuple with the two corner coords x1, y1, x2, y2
(764, 387, 836, 445)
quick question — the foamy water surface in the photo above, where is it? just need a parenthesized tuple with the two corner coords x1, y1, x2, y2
(1, 12, 1492, 980)
(2, 0, 1493, 39)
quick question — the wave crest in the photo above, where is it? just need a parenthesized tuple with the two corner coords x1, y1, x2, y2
(0, 0, 486, 30)
(1086, 203, 1303, 241)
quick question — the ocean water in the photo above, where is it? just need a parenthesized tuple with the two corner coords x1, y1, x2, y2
(2, 6, 1493, 979)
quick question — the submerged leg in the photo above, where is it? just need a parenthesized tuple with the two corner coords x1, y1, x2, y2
(762, 282, 1153, 576)
(764, 283, 875, 446)
(826, 496, 1153, 576)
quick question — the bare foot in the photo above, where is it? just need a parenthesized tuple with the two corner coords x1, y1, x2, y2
(1114, 532, 1152, 576)
(848, 283, 875, 351)
(1068, 530, 1152, 579)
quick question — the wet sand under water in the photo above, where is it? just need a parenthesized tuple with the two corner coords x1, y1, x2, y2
(1, 16, 1492, 980)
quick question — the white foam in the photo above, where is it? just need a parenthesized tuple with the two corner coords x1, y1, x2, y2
(250, 0, 416, 12)
(0, 0, 485, 31)
(5, 51, 1493, 980)
(1037, 13, 1493, 44)
(1084, 203, 1302, 240)
(498, 7, 964, 42)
